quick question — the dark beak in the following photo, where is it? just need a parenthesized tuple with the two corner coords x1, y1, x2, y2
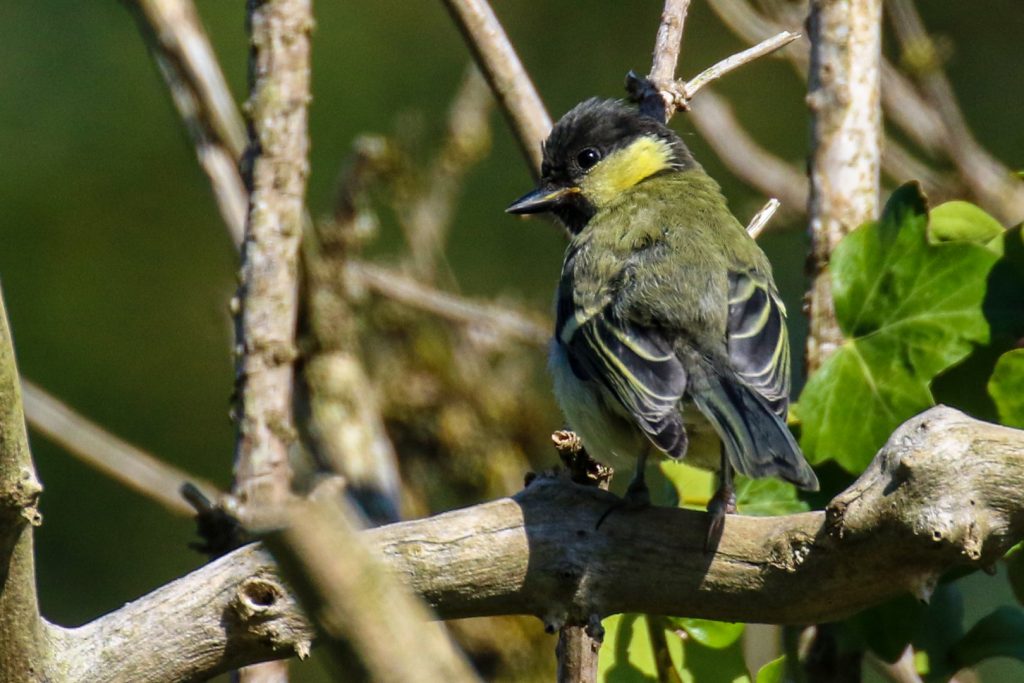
(505, 185, 579, 215)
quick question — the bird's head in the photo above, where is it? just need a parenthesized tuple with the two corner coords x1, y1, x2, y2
(506, 98, 695, 233)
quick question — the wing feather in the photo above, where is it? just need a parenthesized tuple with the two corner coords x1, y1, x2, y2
(727, 271, 791, 416)
(556, 272, 689, 458)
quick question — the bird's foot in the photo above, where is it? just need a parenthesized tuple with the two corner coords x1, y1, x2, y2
(704, 486, 737, 553)
(596, 479, 650, 529)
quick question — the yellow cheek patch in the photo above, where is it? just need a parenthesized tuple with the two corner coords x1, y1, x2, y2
(580, 136, 675, 207)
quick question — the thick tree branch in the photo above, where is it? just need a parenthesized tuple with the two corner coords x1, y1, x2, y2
(805, 0, 882, 371)
(262, 494, 480, 681)
(663, 31, 799, 114)
(440, 0, 551, 174)
(0, 288, 47, 683)
(233, 0, 312, 514)
(233, 3, 313, 680)
(54, 544, 313, 682)
(39, 407, 1024, 680)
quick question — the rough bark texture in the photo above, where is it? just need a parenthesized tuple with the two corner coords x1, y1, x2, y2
(2, 406, 1020, 680)
(648, 0, 691, 87)
(263, 496, 480, 681)
(233, 0, 312, 517)
(556, 625, 601, 683)
(806, 0, 882, 371)
(233, 2, 313, 680)
(359, 409, 1020, 625)
(0, 290, 47, 682)
(54, 546, 313, 683)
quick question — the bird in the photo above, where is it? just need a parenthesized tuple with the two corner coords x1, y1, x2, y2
(506, 98, 818, 546)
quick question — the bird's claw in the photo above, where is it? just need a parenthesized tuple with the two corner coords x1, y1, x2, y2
(704, 486, 737, 553)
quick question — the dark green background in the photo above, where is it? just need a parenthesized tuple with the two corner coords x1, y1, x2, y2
(1, 1, 1021, 680)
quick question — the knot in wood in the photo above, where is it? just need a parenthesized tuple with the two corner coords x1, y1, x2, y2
(1, 467, 43, 520)
(234, 575, 287, 622)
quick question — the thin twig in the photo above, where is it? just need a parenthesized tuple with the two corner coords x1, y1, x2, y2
(439, 0, 552, 174)
(348, 261, 549, 348)
(667, 31, 800, 113)
(746, 198, 781, 240)
(646, 0, 692, 119)
(127, 0, 248, 245)
(21, 380, 220, 517)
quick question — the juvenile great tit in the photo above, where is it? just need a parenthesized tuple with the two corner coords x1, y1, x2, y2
(507, 98, 818, 544)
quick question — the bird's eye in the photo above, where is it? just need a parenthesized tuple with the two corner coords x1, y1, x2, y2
(575, 147, 601, 170)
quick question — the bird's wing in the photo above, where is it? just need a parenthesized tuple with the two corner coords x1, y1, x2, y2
(555, 271, 689, 458)
(725, 269, 791, 417)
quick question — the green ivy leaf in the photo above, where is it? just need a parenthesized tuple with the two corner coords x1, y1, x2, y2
(598, 614, 664, 682)
(734, 476, 810, 516)
(599, 615, 751, 683)
(798, 183, 1001, 472)
(929, 201, 1005, 244)
(951, 606, 1024, 667)
(660, 461, 715, 509)
(988, 349, 1024, 428)
(672, 625, 751, 682)
(668, 618, 745, 649)
(754, 656, 786, 683)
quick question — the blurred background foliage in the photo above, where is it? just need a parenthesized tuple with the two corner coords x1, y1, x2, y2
(0, 1, 1022, 681)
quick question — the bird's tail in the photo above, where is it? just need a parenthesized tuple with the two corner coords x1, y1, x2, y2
(690, 361, 819, 491)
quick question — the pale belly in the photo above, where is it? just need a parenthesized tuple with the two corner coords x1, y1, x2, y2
(548, 341, 721, 472)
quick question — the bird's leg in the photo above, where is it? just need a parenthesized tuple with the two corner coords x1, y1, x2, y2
(705, 446, 737, 552)
(622, 447, 651, 507)
(596, 447, 651, 528)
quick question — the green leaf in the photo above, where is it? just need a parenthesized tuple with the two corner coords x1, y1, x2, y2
(660, 460, 715, 509)
(672, 625, 752, 683)
(668, 617, 745, 649)
(598, 614, 663, 682)
(989, 349, 1024, 428)
(754, 656, 786, 683)
(951, 606, 1024, 667)
(734, 476, 810, 516)
(930, 201, 1005, 245)
(599, 615, 751, 683)
(799, 183, 1001, 472)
